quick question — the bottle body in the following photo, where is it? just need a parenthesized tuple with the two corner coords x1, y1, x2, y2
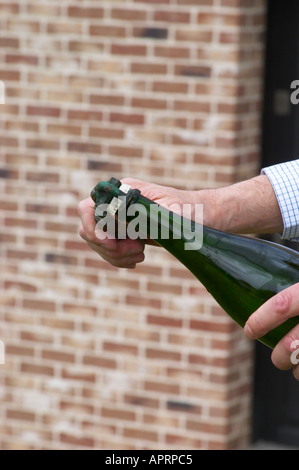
(91, 180, 299, 349)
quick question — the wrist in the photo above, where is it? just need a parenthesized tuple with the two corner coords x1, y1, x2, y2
(210, 175, 284, 234)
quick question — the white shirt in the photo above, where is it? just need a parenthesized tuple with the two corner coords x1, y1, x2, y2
(262, 159, 299, 240)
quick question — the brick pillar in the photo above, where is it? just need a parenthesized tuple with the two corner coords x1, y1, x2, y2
(0, 0, 267, 450)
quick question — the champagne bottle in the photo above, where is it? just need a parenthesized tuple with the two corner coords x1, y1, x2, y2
(91, 178, 299, 349)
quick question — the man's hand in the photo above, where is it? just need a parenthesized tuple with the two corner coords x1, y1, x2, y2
(78, 177, 213, 269)
(78, 195, 146, 269)
(244, 283, 299, 380)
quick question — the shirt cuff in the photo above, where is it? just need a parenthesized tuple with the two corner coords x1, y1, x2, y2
(261, 160, 299, 240)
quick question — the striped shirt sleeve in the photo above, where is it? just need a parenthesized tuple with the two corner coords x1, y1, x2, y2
(261, 159, 299, 240)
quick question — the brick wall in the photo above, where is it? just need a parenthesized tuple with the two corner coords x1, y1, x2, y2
(0, 0, 267, 450)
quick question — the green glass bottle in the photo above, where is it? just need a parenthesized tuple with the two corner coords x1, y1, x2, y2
(91, 178, 299, 349)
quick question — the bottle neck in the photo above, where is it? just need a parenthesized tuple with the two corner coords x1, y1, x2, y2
(123, 192, 211, 254)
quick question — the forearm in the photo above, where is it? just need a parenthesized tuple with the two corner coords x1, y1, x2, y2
(198, 175, 284, 235)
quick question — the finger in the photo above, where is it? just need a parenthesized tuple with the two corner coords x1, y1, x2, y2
(85, 238, 145, 268)
(88, 241, 145, 268)
(77, 197, 99, 242)
(91, 235, 144, 257)
(120, 177, 166, 202)
(80, 224, 119, 252)
(78, 197, 119, 250)
(244, 283, 299, 340)
(120, 177, 148, 190)
(271, 325, 299, 370)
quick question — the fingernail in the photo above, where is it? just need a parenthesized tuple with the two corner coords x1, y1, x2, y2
(244, 323, 254, 339)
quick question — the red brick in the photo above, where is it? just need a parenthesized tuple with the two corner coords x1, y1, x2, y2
(62, 369, 96, 383)
(144, 380, 180, 395)
(189, 319, 233, 333)
(123, 427, 158, 442)
(111, 44, 147, 56)
(26, 3, 60, 16)
(22, 299, 55, 312)
(20, 330, 53, 343)
(67, 141, 102, 154)
(60, 433, 94, 448)
(109, 112, 145, 126)
(67, 109, 102, 121)
(101, 407, 136, 421)
(111, 8, 147, 21)
(26, 171, 60, 183)
(103, 341, 138, 356)
(0, 2, 20, 14)
(42, 318, 75, 331)
(146, 347, 181, 361)
(175, 64, 211, 77)
(6, 54, 38, 65)
(0, 70, 20, 81)
(89, 93, 124, 106)
(7, 409, 35, 422)
(47, 22, 82, 35)
(126, 295, 161, 310)
(153, 81, 188, 94)
(134, 0, 170, 3)
(42, 349, 75, 363)
(147, 314, 183, 329)
(6, 344, 34, 357)
(68, 6, 103, 19)
(90, 25, 126, 38)
(68, 40, 104, 53)
(131, 97, 167, 110)
(176, 29, 213, 43)
(0, 136, 19, 147)
(47, 123, 81, 136)
(131, 62, 167, 75)
(0, 37, 19, 48)
(7, 249, 37, 261)
(62, 302, 97, 316)
(88, 127, 124, 140)
(26, 105, 60, 117)
(108, 145, 143, 158)
(5, 217, 37, 229)
(21, 363, 54, 377)
(26, 139, 59, 151)
(83, 355, 117, 369)
(60, 400, 94, 415)
(174, 99, 211, 113)
(154, 11, 190, 23)
(4, 281, 37, 292)
(154, 45, 190, 59)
